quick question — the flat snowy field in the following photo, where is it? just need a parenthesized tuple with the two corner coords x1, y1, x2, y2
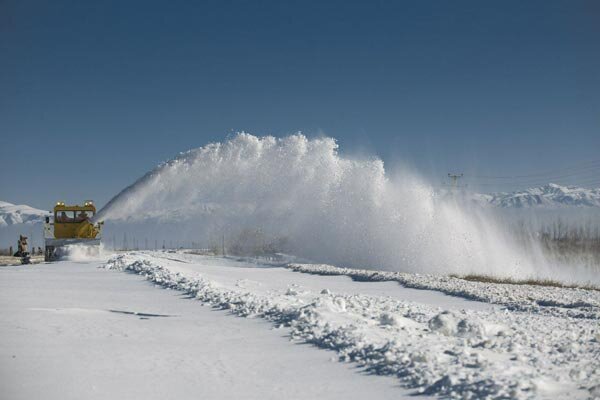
(1, 251, 599, 400)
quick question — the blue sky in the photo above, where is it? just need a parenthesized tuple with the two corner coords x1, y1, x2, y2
(1, 0, 599, 209)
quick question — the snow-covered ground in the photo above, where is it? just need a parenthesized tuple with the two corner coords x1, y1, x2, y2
(2, 251, 599, 399)
(287, 263, 600, 319)
(102, 251, 600, 400)
(0, 259, 412, 400)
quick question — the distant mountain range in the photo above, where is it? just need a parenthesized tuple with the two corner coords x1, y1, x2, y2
(473, 183, 600, 209)
(0, 201, 49, 227)
(1, 183, 599, 227)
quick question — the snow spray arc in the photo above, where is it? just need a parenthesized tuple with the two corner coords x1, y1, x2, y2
(96, 133, 577, 282)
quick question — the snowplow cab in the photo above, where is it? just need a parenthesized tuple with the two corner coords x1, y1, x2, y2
(44, 201, 103, 261)
(53, 201, 100, 239)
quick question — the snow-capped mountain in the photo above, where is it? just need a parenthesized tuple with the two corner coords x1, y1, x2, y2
(477, 183, 600, 208)
(0, 201, 49, 227)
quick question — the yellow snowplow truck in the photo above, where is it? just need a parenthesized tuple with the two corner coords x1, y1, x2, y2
(44, 201, 103, 261)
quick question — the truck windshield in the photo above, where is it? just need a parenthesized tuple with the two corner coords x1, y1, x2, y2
(55, 210, 94, 223)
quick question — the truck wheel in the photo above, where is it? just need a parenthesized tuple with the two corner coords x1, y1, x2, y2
(44, 246, 54, 262)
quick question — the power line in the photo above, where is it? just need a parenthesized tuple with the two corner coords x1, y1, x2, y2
(466, 167, 600, 184)
(563, 176, 600, 186)
(466, 176, 600, 187)
(447, 173, 464, 188)
(463, 165, 600, 189)
(465, 179, 600, 190)
(466, 158, 600, 180)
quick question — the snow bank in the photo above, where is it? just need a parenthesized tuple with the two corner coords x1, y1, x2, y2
(287, 263, 600, 319)
(104, 252, 600, 399)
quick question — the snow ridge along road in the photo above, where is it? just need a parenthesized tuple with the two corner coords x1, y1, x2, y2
(287, 264, 600, 319)
(105, 251, 600, 400)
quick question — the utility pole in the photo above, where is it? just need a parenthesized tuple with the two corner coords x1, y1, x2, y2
(447, 173, 464, 189)
(222, 233, 226, 257)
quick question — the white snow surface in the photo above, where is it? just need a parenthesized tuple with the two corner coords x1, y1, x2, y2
(104, 251, 600, 400)
(0, 200, 48, 227)
(287, 263, 600, 320)
(0, 259, 411, 400)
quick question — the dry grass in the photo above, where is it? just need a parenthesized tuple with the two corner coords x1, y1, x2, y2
(450, 274, 600, 292)
(185, 249, 217, 256)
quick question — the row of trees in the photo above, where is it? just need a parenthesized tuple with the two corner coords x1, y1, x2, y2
(508, 217, 600, 266)
(102, 229, 289, 257)
(510, 217, 600, 242)
(538, 220, 600, 242)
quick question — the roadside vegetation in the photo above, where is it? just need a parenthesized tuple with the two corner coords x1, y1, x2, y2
(451, 273, 600, 291)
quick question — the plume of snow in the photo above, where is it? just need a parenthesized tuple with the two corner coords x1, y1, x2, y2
(96, 133, 596, 284)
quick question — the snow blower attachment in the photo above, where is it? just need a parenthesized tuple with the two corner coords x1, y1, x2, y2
(44, 201, 104, 261)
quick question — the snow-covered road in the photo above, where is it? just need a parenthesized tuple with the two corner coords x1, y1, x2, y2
(104, 251, 600, 400)
(2, 251, 599, 400)
(0, 260, 413, 400)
